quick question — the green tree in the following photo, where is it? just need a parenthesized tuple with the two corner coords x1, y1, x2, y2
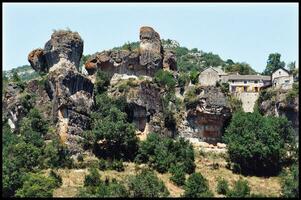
(128, 169, 170, 197)
(263, 53, 285, 75)
(15, 173, 59, 197)
(223, 111, 296, 176)
(183, 172, 213, 198)
(11, 70, 21, 82)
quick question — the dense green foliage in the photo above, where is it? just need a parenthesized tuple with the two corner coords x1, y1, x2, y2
(154, 69, 177, 91)
(281, 164, 299, 198)
(226, 179, 250, 197)
(216, 177, 229, 195)
(183, 172, 213, 197)
(223, 62, 257, 75)
(227, 95, 243, 113)
(2, 107, 72, 197)
(83, 71, 138, 160)
(223, 111, 296, 176)
(15, 172, 61, 197)
(135, 133, 195, 174)
(169, 163, 186, 186)
(128, 169, 170, 197)
(262, 53, 285, 75)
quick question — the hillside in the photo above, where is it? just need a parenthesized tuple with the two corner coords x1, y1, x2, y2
(2, 27, 298, 198)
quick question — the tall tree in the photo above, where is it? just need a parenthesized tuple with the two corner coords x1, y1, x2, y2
(263, 53, 285, 75)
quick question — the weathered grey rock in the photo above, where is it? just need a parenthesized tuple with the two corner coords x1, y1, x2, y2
(179, 86, 231, 144)
(28, 30, 83, 73)
(163, 50, 177, 71)
(139, 26, 163, 70)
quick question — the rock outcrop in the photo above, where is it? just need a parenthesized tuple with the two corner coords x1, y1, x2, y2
(259, 88, 299, 141)
(28, 30, 83, 73)
(84, 26, 176, 79)
(28, 30, 92, 154)
(178, 86, 231, 144)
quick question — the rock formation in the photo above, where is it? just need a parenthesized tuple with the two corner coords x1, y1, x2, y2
(84, 26, 176, 79)
(28, 30, 93, 154)
(28, 30, 83, 73)
(178, 86, 231, 144)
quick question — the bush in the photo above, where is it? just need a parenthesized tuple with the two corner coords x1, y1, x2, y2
(183, 172, 213, 198)
(216, 177, 229, 195)
(135, 133, 195, 174)
(15, 172, 59, 197)
(178, 72, 190, 88)
(84, 168, 101, 187)
(49, 170, 62, 188)
(128, 169, 169, 197)
(189, 69, 199, 84)
(110, 160, 125, 172)
(281, 164, 299, 198)
(184, 86, 199, 109)
(154, 69, 176, 91)
(223, 111, 296, 176)
(95, 70, 110, 94)
(227, 178, 250, 197)
(169, 164, 186, 186)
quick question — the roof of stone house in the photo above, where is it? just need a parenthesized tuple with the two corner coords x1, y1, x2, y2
(272, 67, 290, 75)
(227, 74, 271, 81)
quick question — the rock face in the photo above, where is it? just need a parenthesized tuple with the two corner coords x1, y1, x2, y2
(179, 86, 231, 144)
(259, 89, 299, 141)
(2, 80, 52, 131)
(139, 26, 163, 69)
(28, 30, 83, 73)
(28, 30, 93, 154)
(109, 79, 162, 133)
(84, 26, 176, 78)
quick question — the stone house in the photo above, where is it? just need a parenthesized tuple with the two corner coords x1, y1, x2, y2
(199, 67, 228, 86)
(227, 74, 271, 93)
(271, 67, 294, 90)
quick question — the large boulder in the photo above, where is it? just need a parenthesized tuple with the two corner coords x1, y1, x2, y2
(28, 30, 83, 73)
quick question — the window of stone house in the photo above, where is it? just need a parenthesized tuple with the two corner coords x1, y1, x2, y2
(232, 80, 234, 83)
(255, 80, 258, 83)
(279, 71, 281, 75)
(285, 80, 289, 83)
(244, 81, 247, 84)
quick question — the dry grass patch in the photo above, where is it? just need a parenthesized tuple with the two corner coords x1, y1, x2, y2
(195, 149, 281, 197)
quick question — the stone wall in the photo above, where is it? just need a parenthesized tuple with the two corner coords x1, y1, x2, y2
(234, 92, 259, 112)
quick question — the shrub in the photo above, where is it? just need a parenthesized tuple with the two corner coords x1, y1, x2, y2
(169, 164, 186, 186)
(95, 70, 110, 94)
(184, 86, 199, 109)
(281, 164, 299, 198)
(216, 177, 229, 195)
(49, 170, 62, 188)
(84, 168, 101, 187)
(178, 72, 190, 88)
(128, 169, 169, 197)
(183, 172, 213, 198)
(154, 69, 176, 91)
(189, 69, 199, 84)
(110, 160, 125, 172)
(227, 178, 250, 197)
(15, 172, 59, 197)
(223, 111, 296, 176)
(135, 133, 195, 174)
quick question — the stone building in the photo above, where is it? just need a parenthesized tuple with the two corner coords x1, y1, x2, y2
(271, 67, 294, 90)
(228, 74, 271, 93)
(199, 67, 228, 86)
